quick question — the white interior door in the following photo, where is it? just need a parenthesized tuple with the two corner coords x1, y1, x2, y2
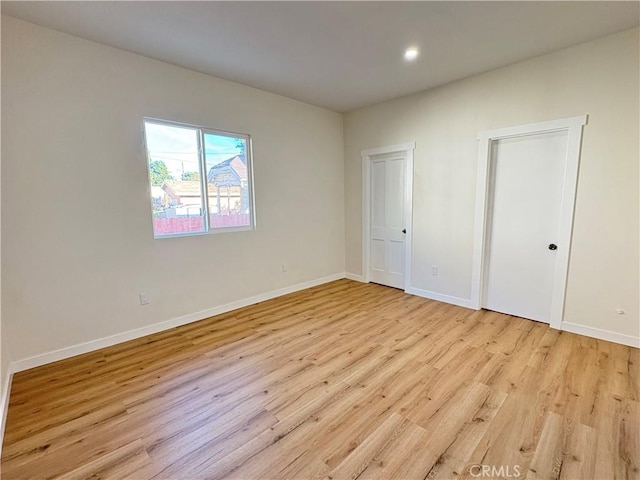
(483, 130, 568, 323)
(369, 153, 406, 289)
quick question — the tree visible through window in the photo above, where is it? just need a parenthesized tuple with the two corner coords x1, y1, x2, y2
(143, 119, 255, 237)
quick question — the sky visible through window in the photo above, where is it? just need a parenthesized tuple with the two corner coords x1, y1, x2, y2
(144, 122, 243, 180)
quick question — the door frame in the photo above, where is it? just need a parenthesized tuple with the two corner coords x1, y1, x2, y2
(361, 142, 416, 288)
(470, 115, 587, 329)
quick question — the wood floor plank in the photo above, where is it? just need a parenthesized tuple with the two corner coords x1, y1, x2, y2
(323, 412, 406, 480)
(356, 420, 435, 480)
(465, 391, 545, 474)
(559, 421, 597, 480)
(50, 439, 155, 480)
(526, 411, 571, 480)
(1, 279, 637, 480)
(427, 387, 508, 478)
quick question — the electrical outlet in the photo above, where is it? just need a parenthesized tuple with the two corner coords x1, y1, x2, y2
(431, 265, 438, 276)
(281, 264, 287, 273)
(139, 292, 150, 305)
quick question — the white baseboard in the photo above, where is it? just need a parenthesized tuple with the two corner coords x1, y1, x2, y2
(404, 286, 476, 309)
(9, 273, 638, 375)
(0, 365, 14, 458)
(345, 272, 367, 283)
(11, 273, 345, 373)
(561, 322, 640, 348)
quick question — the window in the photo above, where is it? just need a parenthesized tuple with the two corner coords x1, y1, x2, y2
(143, 119, 255, 238)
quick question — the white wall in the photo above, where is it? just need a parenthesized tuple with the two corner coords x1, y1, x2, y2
(345, 28, 639, 341)
(1, 17, 345, 362)
(0, 16, 10, 445)
(2, 17, 638, 368)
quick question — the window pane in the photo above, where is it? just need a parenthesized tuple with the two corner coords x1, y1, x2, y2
(144, 121, 205, 236)
(203, 132, 251, 228)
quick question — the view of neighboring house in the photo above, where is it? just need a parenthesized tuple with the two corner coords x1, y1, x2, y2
(206, 155, 250, 215)
(154, 155, 249, 218)
(160, 180, 203, 217)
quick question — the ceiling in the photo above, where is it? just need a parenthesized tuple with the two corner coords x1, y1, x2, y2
(3, 1, 639, 112)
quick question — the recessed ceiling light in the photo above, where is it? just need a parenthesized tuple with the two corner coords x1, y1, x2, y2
(404, 47, 419, 61)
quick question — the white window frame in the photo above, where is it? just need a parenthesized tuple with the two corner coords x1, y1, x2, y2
(143, 117, 256, 239)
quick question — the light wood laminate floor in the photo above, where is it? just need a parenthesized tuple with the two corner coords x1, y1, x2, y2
(1, 280, 638, 479)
